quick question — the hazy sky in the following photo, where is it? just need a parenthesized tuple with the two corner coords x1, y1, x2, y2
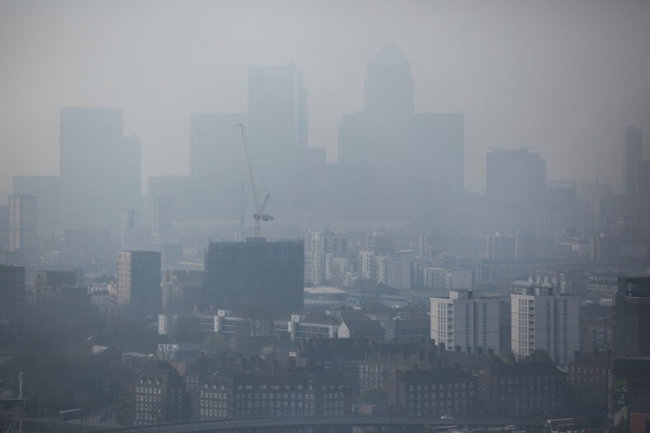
(1, 0, 649, 203)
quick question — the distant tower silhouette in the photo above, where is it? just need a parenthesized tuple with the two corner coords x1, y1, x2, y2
(364, 42, 414, 116)
(624, 126, 642, 196)
(9, 194, 36, 253)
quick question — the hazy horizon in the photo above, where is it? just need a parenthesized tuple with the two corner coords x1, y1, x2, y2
(1, 0, 649, 203)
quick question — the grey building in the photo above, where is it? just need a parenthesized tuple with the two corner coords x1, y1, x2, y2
(187, 113, 246, 221)
(485, 148, 546, 231)
(0, 264, 25, 320)
(247, 65, 308, 217)
(204, 239, 304, 316)
(338, 44, 464, 224)
(117, 250, 162, 316)
(60, 107, 140, 230)
(615, 276, 650, 358)
(12, 175, 61, 234)
(624, 126, 643, 197)
(8, 194, 36, 253)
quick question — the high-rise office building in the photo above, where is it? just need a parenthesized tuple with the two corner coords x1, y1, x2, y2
(430, 290, 500, 354)
(0, 264, 25, 320)
(204, 239, 304, 316)
(486, 148, 546, 231)
(117, 250, 161, 316)
(187, 113, 246, 220)
(247, 65, 308, 217)
(9, 194, 37, 253)
(614, 276, 650, 358)
(364, 42, 414, 116)
(12, 175, 61, 234)
(60, 107, 140, 230)
(0, 205, 8, 251)
(486, 148, 546, 206)
(624, 126, 643, 197)
(338, 44, 464, 223)
(147, 175, 185, 225)
(190, 113, 247, 181)
(511, 286, 579, 365)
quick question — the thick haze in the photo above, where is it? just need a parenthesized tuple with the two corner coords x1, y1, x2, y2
(1, 0, 649, 203)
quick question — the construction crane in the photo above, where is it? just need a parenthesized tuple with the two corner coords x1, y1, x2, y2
(238, 123, 273, 238)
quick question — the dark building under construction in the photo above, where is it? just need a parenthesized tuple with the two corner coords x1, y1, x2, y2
(204, 239, 304, 316)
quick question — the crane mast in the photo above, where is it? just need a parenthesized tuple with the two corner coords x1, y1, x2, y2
(238, 123, 273, 238)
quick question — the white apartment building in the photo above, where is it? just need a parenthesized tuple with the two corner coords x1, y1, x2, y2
(511, 286, 579, 365)
(430, 290, 500, 354)
(305, 230, 347, 286)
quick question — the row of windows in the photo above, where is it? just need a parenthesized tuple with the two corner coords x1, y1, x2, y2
(199, 391, 228, 399)
(408, 382, 473, 391)
(237, 384, 313, 391)
(499, 376, 559, 384)
(235, 408, 315, 417)
(199, 408, 228, 418)
(135, 403, 160, 413)
(134, 413, 159, 423)
(240, 401, 315, 409)
(236, 392, 317, 400)
(409, 391, 474, 400)
(136, 386, 161, 395)
(201, 400, 228, 408)
(136, 395, 160, 403)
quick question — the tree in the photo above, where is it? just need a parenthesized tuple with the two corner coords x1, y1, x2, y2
(359, 387, 388, 404)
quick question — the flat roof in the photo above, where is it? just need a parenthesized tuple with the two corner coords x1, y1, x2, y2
(304, 286, 346, 295)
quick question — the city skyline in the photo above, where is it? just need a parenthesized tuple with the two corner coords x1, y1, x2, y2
(2, 0, 650, 203)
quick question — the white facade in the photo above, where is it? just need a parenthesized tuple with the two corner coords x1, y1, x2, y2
(359, 249, 375, 280)
(305, 230, 346, 285)
(430, 290, 475, 352)
(9, 194, 37, 252)
(430, 290, 500, 354)
(510, 287, 579, 365)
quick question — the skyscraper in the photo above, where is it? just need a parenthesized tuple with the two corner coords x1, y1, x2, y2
(204, 239, 304, 316)
(486, 148, 546, 231)
(60, 107, 140, 230)
(187, 113, 246, 220)
(12, 175, 61, 234)
(338, 44, 465, 223)
(117, 250, 161, 316)
(364, 42, 414, 116)
(247, 65, 308, 217)
(8, 194, 36, 253)
(624, 126, 642, 197)
(0, 205, 8, 251)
